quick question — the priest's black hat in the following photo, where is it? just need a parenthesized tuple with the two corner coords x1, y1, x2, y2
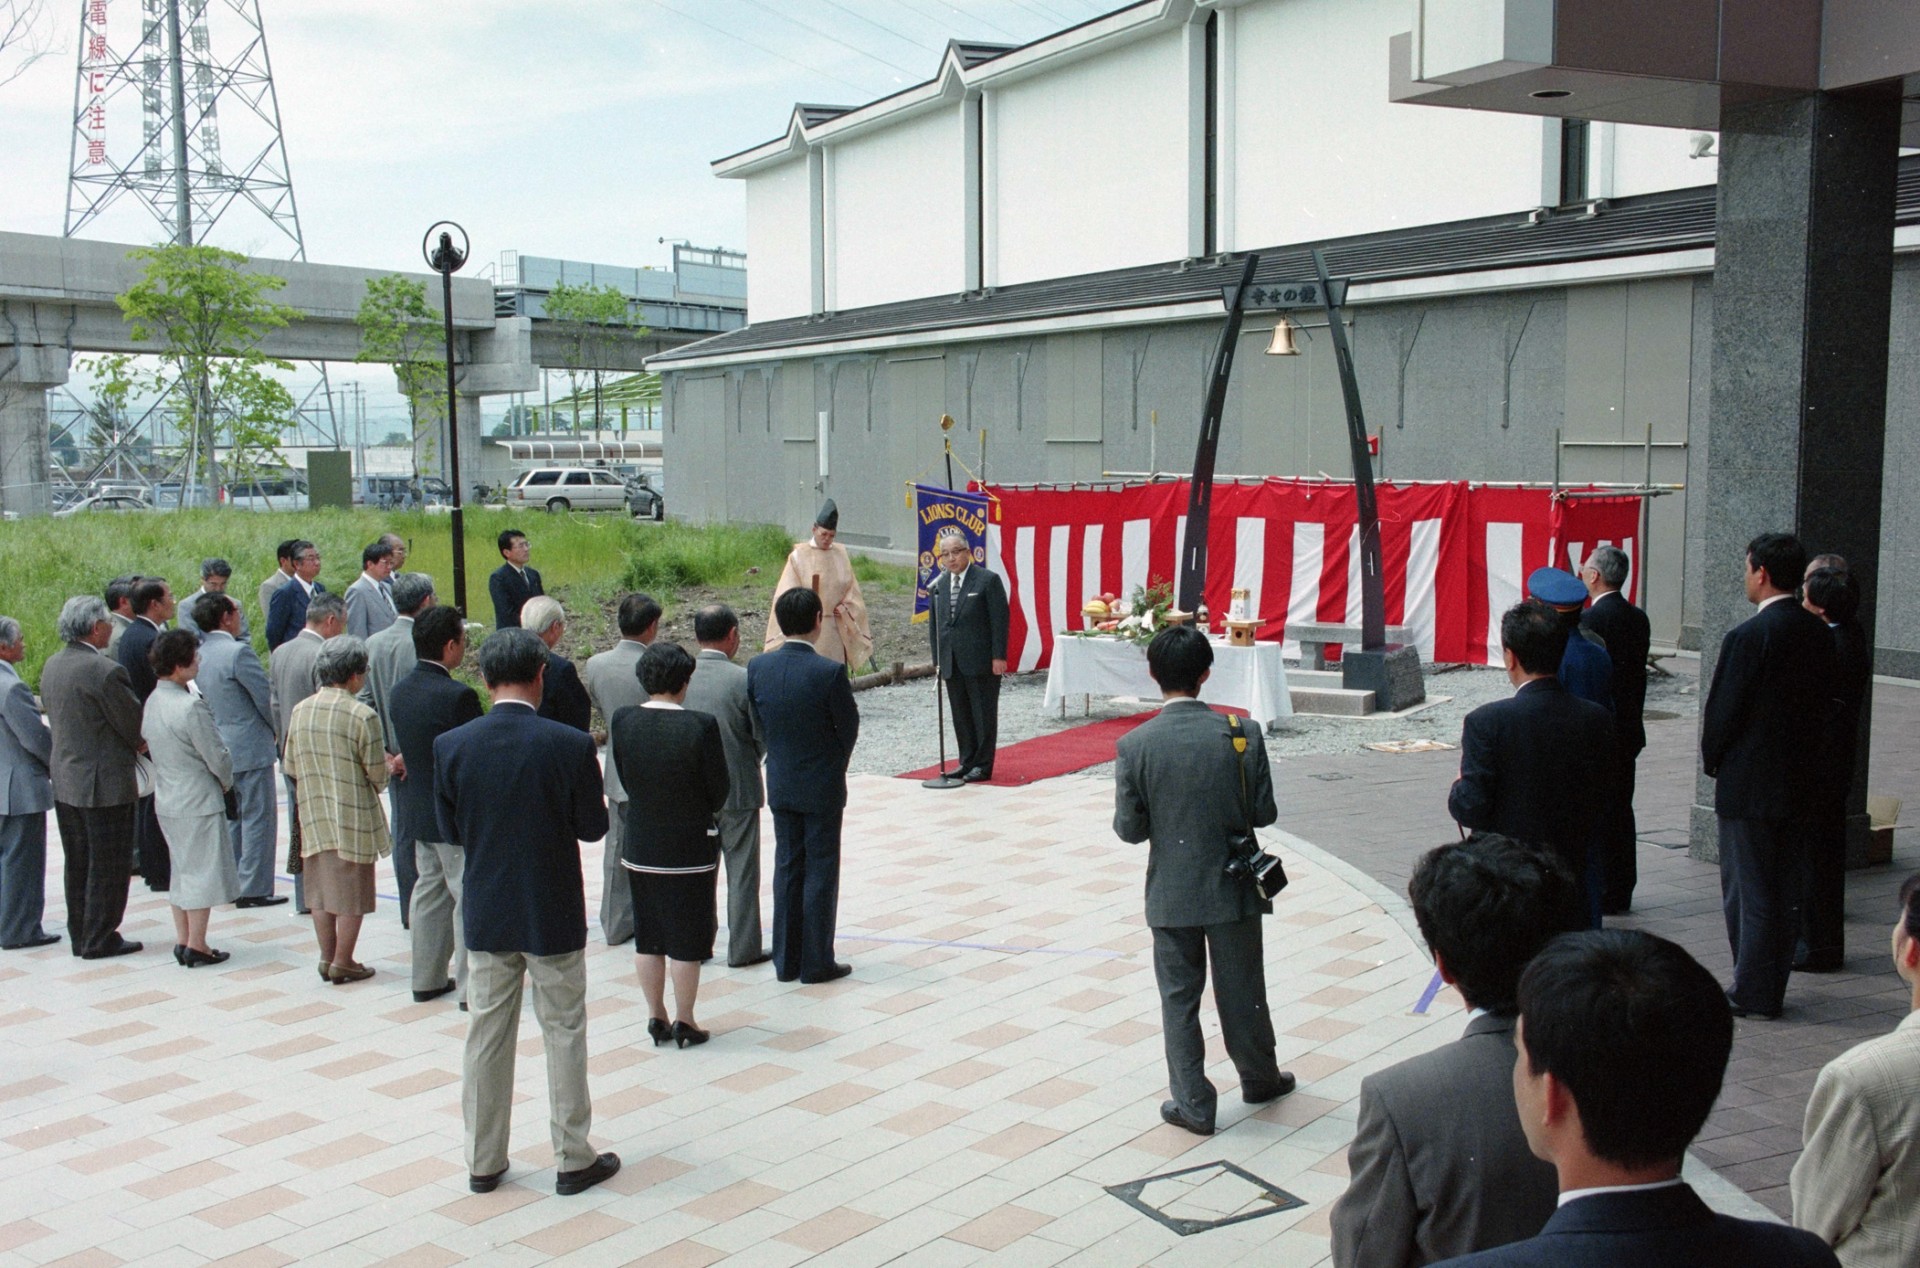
(814, 498, 839, 531)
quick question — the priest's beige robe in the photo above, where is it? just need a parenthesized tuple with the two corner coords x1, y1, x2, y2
(764, 540, 874, 668)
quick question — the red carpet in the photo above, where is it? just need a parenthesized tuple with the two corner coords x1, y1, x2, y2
(899, 713, 1154, 785)
(893, 705, 1229, 786)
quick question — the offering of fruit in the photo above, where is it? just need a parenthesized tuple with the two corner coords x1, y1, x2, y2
(1082, 598, 1110, 616)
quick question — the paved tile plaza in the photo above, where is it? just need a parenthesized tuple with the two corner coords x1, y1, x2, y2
(0, 657, 1912, 1263)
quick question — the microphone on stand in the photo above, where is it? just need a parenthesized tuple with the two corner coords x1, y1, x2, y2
(923, 570, 966, 791)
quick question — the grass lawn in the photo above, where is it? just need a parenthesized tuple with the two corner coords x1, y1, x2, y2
(0, 508, 917, 682)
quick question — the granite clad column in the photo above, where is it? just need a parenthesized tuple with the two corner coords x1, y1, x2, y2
(1690, 91, 1900, 864)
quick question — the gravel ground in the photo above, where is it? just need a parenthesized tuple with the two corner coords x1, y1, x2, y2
(847, 654, 1703, 778)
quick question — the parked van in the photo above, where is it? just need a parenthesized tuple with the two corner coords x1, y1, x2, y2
(505, 467, 630, 513)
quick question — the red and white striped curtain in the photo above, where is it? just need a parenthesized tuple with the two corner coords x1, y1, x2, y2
(979, 479, 1643, 670)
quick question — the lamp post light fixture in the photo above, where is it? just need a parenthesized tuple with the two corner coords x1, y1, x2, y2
(423, 221, 470, 613)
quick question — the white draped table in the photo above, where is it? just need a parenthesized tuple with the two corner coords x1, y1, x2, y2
(1042, 634, 1293, 728)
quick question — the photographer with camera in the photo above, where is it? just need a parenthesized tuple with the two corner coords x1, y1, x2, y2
(1114, 625, 1296, 1136)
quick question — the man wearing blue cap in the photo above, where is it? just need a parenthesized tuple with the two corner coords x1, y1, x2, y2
(1527, 567, 1613, 713)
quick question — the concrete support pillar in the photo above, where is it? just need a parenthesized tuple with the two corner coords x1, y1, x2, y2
(453, 394, 486, 500)
(1690, 91, 1901, 864)
(0, 346, 70, 519)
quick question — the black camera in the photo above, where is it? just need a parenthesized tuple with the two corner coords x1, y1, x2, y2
(1224, 832, 1289, 901)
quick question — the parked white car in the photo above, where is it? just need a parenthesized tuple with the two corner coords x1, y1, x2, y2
(506, 466, 631, 513)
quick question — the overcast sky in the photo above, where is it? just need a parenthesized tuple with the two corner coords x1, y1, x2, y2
(1, 0, 1118, 270)
(0, 0, 1118, 436)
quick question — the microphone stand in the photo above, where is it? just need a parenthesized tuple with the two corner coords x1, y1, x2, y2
(923, 574, 966, 790)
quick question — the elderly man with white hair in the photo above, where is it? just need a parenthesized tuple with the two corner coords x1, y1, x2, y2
(0, 616, 58, 950)
(38, 596, 147, 958)
(522, 596, 593, 735)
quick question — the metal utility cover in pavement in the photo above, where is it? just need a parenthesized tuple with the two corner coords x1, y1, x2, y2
(1106, 1160, 1305, 1236)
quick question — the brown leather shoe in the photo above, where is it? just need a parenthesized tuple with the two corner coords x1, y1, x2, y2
(323, 961, 375, 984)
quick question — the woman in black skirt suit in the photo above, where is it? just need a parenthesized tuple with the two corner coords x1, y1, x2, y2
(610, 641, 731, 1047)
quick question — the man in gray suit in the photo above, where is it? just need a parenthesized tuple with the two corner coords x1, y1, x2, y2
(104, 575, 138, 659)
(38, 596, 146, 959)
(1331, 833, 1584, 1267)
(344, 539, 399, 641)
(258, 540, 298, 624)
(684, 604, 769, 967)
(363, 571, 434, 926)
(1114, 625, 1292, 1135)
(191, 593, 285, 908)
(0, 618, 58, 950)
(184, 558, 249, 644)
(580, 592, 659, 946)
(269, 592, 346, 915)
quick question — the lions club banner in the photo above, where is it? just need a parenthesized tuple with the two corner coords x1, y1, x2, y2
(911, 483, 990, 623)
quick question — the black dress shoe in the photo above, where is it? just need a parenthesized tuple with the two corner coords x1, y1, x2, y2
(234, 895, 289, 909)
(672, 1021, 710, 1049)
(173, 944, 187, 965)
(1159, 1100, 1214, 1137)
(1793, 953, 1843, 973)
(181, 947, 230, 968)
(3, 933, 61, 951)
(413, 981, 458, 1003)
(729, 950, 772, 968)
(80, 938, 144, 960)
(800, 962, 853, 984)
(469, 1168, 507, 1194)
(1725, 992, 1781, 1021)
(555, 1151, 620, 1196)
(1241, 1072, 1297, 1105)
(647, 1017, 672, 1046)
(961, 768, 992, 783)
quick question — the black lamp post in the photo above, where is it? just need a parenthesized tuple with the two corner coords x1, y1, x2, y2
(423, 222, 470, 613)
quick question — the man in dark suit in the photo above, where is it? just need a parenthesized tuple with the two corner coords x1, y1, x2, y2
(116, 577, 174, 891)
(1114, 625, 1293, 1136)
(434, 628, 616, 1197)
(116, 577, 174, 703)
(1332, 834, 1583, 1266)
(1701, 532, 1837, 1019)
(38, 597, 146, 958)
(521, 597, 591, 733)
(265, 541, 325, 650)
(1432, 930, 1839, 1267)
(1579, 546, 1651, 914)
(1796, 563, 1870, 973)
(1449, 601, 1613, 925)
(392, 606, 482, 1006)
(488, 529, 542, 630)
(927, 527, 1010, 782)
(746, 587, 859, 985)
(685, 604, 769, 967)
(103, 575, 138, 659)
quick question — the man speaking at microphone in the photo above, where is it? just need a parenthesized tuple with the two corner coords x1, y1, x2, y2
(927, 527, 1009, 784)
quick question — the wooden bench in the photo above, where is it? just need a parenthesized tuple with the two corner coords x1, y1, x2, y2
(1288, 621, 1414, 671)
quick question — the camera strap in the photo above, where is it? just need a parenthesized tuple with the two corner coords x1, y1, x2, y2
(1227, 714, 1252, 835)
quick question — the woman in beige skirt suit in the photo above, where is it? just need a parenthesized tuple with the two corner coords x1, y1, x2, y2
(141, 629, 239, 967)
(283, 636, 391, 984)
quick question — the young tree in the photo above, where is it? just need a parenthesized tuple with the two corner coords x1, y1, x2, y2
(355, 274, 446, 480)
(543, 282, 645, 433)
(1, 0, 53, 89)
(93, 244, 300, 494)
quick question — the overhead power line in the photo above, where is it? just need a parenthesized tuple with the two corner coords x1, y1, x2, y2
(815, 0, 944, 57)
(735, 0, 922, 78)
(647, 0, 880, 95)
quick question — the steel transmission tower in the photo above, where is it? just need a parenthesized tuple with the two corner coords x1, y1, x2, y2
(62, 0, 339, 453)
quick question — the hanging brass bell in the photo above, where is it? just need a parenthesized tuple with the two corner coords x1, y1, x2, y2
(1264, 319, 1299, 356)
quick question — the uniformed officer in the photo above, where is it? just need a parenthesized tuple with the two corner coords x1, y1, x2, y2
(1527, 567, 1613, 712)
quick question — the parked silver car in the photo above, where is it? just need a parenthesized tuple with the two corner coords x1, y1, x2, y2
(506, 466, 631, 513)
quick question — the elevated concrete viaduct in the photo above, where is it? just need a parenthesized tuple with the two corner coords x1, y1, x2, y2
(0, 230, 702, 515)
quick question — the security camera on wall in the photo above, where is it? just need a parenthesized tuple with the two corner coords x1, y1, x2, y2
(1688, 131, 1718, 159)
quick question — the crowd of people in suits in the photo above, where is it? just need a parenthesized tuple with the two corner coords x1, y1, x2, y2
(0, 516, 1911, 1249)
